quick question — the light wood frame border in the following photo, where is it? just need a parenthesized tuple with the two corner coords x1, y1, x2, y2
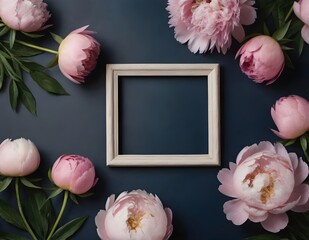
(106, 64, 220, 166)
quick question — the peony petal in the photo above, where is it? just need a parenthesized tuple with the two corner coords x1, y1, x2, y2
(240, 2, 257, 25)
(95, 210, 110, 240)
(261, 213, 289, 233)
(218, 168, 238, 198)
(270, 198, 300, 214)
(223, 199, 249, 225)
(257, 141, 276, 153)
(301, 25, 309, 44)
(294, 158, 309, 186)
(293, 2, 301, 21)
(290, 184, 309, 208)
(246, 206, 268, 222)
(236, 144, 259, 165)
(232, 25, 245, 43)
(105, 194, 115, 210)
(163, 208, 173, 240)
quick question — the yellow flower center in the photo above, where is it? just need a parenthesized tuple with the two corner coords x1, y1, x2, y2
(260, 176, 274, 204)
(126, 211, 145, 231)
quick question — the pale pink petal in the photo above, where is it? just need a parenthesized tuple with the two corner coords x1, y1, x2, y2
(248, 213, 268, 223)
(236, 144, 259, 165)
(301, 25, 309, 44)
(292, 201, 309, 212)
(274, 143, 291, 163)
(289, 152, 299, 171)
(164, 208, 173, 240)
(95, 210, 110, 240)
(293, 158, 309, 185)
(293, 2, 301, 20)
(218, 168, 238, 198)
(105, 194, 115, 210)
(290, 184, 309, 207)
(271, 129, 291, 140)
(270, 198, 300, 214)
(261, 213, 289, 233)
(257, 141, 276, 153)
(223, 199, 249, 225)
(246, 206, 268, 222)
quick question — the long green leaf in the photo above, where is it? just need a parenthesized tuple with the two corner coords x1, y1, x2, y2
(21, 32, 44, 38)
(16, 81, 36, 115)
(24, 188, 55, 239)
(20, 177, 41, 189)
(272, 20, 291, 41)
(0, 60, 4, 90)
(3, 42, 43, 57)
(0, 26, 9, 37)
(30, 70, 69, 95)
(50, 217, 87, 240)
(50, 32, 63, 44)
(0, 177, 12, 192)
(22, 61, 46, 72)
(9, 80, 19, 111)
(0, 231, 29, 240)
(0, 198, 25, 230)
(9, 29, 16, 49)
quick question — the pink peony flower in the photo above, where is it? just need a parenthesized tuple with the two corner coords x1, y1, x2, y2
(0, 138, 40, 176)
(218, 141, 309, 233)
(95, 190, 173, 240)
(51, 154, 97, 194)
(271, 95, 309, 139)
(293, 0, 309, 44)
(236, 35, 285, 84)
(0, 0, 50, 32)
(166, 0, 256, 54)
(58, 25, 100, 84)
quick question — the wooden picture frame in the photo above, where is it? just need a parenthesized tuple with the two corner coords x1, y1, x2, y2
(106, 64, 220, 166)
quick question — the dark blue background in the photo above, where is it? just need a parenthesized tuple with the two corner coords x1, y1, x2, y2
(0, 0, 308, 239)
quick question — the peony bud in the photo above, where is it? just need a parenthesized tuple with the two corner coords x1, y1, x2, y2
(293, 0, 309, 44)
(271, 95, 309, 139)
(236, 35, 285, 84)
(51, 154, 97, 194)
(0, 138, 40, 176)
(95, 190, 173, 240)
(58, 25, 100, 84)
(0, 0, 50, 32)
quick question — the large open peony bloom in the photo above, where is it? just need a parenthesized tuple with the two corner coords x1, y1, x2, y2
(218, 141, 309, 233)
(95, 190, 173, 240)
(166, 0, 256, 54)
(0, 0, 50, 32)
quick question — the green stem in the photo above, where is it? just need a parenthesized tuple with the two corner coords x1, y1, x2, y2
(47, 190, 69, 240)
(15, 178, 38, 240)
(15, 40, 58, 55)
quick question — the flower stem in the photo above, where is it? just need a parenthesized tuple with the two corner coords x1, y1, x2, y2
(15, 40, 58, 55)
(47, 190, 69, 240)
(15, 178, 38, 240)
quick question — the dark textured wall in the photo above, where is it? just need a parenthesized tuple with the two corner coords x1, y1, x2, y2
(0, 0, 308, 239)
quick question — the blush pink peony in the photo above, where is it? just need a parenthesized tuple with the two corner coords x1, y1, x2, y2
(51, 154, 97, 194)
(58, 25, 100, 84)
(293, 0, 309, 44)
(166, 0, 256, 54)
(218, 141, 309, 233)
(236, 35, 285, 84)
(0, 0, 50, 32)
(271, 95, 309, 139)
(0, 138, 40, 176)
(95, 190, 173, 240)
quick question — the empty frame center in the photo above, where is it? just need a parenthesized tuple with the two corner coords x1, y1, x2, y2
(118, 76, 209, 155)
(106, 64, 220, 166)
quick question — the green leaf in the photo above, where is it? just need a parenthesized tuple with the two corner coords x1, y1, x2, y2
(69, 192, 79, 205)
(0, 198, 26, 230)
(9, 80, 19, 111)
(0, 231, 29, 240)
(47, 188, 63, 201)
(47, 55, 59, 68)
(50, 217, 87, 240)
(24, 188, 55, 239)
(0, 26, 9, 37)
(0, 52, 21, 81)
(9, 29, 16, 48)
(20, 177, 41, 189)
(0, 60, 4, 90)
(298, 35, 304, 56)
(50, 32, 63, 44)
(281, 138, 296, 147)
(78, 192, 94, 198)
(4, 42, 43, 57)
(283, 51, 294, 69)
(272, 20, 292, 41)
(30, 70, 69, 95)
(300, 135, 308, 152)
(16, 81, 36, 115)
(0, 177, 12, 192)
(244, 234, 282, 240)
(21, 31, 44, 38)
(263, 23, 270, 36)
(22, 61, 46, 72)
